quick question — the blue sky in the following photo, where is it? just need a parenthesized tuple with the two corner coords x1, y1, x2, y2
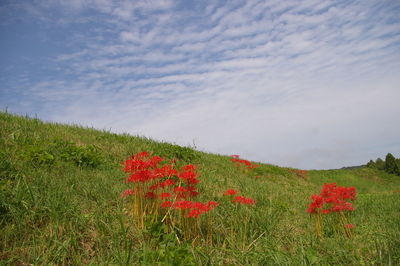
(1, 0, 399, 169)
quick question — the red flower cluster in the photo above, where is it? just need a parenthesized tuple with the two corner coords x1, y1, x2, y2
(345, 223, 356, 229)
(121, 151, 220, 225)
(230, 155, 259, 169)
(161, 200, 218, 218)
(289, 169, 308, 179)
(224, 189, 237, 196)
(233, 196, 256, 205)
(223, 189, 256, 205)
(121, 189, 135, 198)
(307, 183, 357, 214)
(122, 151, 200, 200)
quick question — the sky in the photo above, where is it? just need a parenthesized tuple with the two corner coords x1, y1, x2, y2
(1, 0, 399, 169)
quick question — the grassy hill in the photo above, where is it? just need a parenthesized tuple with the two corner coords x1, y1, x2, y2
(1, 112, 399, 265)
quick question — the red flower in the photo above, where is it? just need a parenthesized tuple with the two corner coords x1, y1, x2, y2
(161, 201, 172, 208)
(127, 169, 156, 183)
(179, 171, 197, 180)
(145, 191, 157, 199)
(183, 164, 196, 171)
(186, 186, 196, 191)
(207, 201, 218, 209)
(345, 223, 356, 229)
(187, 209, 202, 218)
(149, 183, 159, 190)
(224, 189, 237, 196)
(307, 183, 357, 214)
(186, 177, 200, 185)
(150, 156, 163, 167)
(121, 189, 134, 198)
(136, 151, 149, 158)
(190, 191, 199, 197)
(160, 179, 175, 188)
(173, 200, 193, 210)
(174, 186, 187, 193)
(160, 192, 171, 199)
(233, 196, 256, 205)
(155, 164, 177, 178)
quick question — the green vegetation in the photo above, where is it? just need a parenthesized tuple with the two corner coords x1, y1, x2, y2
(1, 112, 400, 265)
(366, 152, 400, 176)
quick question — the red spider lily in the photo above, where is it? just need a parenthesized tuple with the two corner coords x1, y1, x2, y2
(289, 169, 309, 179)
(247, 163, 260, 169)
(145, 191, 157, 199)
(155, 164, 178, 178)
(186, 186, 196, 191)
(185, 201, 219, 218)
(161, 201, 172, 208)
(224, 189, 237, 196)
(207, 201, 218, 209)
(230, 155, 259, 169)
(136, 151, 149, 158)
(149, 183, 159, 190)
(331, 201, 355, 212)
(172, 185, 199, 199)
(173, 200, 193, 210)
(190, 191, 199, 197)
(149, 178, 176, 190)
(345, 223, 356, 229)
(127, 169, 156, 183)
(121, 152, 210, 236)
(179, 170, 197, 180)
(307, 195, 324, 214)
(187, 209, 202, 218)
(307, 183, 357, 214)
(186, 177, 200, 185)
(174, 186, 188, 193)
(233, 196, 256, 205)
(123, 152, 163, 173)
(160, 192, 172, 199)
(150, 155, 163, 166)
(121, 189, 135, 198)
(183, 164, 196, 171)
(159, 179, 176, 188)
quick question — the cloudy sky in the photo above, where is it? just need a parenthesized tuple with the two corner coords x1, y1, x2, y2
(1, 0, 399, 169)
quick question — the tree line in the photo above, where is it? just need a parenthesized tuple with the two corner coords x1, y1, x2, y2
(366, 153, 400, 176)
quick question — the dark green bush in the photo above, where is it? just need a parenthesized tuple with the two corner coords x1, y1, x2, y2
(23, 146, 55, 167)
(55, 140, 104, 167)
(385, 153, 400, 175)
(154, 144, 198, 163)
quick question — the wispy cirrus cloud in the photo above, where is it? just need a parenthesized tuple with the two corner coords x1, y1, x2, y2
(1, 0, 399, 169)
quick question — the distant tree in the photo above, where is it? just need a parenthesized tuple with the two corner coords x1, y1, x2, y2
(384, 153, 400, 175)
(366, 160, 376, 168)
(375, 158, 385, 170)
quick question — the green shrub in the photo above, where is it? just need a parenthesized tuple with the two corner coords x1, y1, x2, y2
(385, 153, 400, 175)
(375, 158, 385, 170)
(56, 140, 104, 167)
(23, 146, 55, 167)
(154, 143, 198, 163)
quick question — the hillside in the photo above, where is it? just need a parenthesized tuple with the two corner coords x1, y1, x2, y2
(1, 112, 399, 265)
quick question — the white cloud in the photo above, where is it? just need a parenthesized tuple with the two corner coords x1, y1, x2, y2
(2, 0, 400, 169)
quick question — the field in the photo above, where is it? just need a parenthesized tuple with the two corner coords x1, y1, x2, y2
(1, 112, 399, 265)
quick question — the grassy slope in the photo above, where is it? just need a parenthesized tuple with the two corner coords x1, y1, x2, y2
(1, 112, 399, 265)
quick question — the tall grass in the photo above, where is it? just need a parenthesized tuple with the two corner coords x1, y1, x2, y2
(1, 111, 399, 265)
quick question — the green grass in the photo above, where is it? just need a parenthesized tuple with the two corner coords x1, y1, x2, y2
(1, 111, 400, 265)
